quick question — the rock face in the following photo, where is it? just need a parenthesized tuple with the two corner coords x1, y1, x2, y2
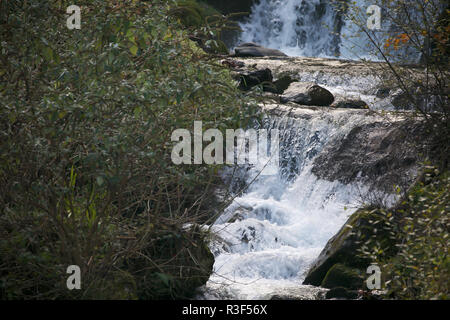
(311, 119, 425, 194)
(332, 99, 368, 109)
(234, 43, 288, 57)
(280, 82, 335, 106)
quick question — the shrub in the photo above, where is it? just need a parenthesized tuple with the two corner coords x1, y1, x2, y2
(0, 0, 258, 299)
(359, 167, 450, 299)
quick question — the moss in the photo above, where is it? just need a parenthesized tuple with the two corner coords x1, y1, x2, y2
(321, 263, 364, 290)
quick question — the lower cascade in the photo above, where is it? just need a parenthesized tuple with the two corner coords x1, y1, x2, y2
(199, 105, 416, 300)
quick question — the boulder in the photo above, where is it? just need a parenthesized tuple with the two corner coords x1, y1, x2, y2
(303, 208, 396, 287)
(332, 99, 368, 109)
(280, 82, 335, 106)
(263, 75, 298, 94)
(234, 43, 288, 57)
(302, 209, 377, 286)
(237, 68, 273, 91)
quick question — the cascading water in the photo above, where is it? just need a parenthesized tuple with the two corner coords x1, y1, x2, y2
(200, 109, 395, 300)
(239, 0, 345, 57)
(237, 0, 422, 61)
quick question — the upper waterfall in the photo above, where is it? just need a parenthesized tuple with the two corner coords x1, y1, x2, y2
(239, 0, 345, 57)
(236, 0, 404, 60)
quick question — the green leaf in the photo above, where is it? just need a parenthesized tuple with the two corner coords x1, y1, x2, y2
(130, 45, 138, 56)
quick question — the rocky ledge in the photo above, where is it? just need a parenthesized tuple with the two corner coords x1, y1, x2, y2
(223, 55, 429, 111)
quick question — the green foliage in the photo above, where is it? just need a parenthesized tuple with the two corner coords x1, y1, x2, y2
(332, 0, 449, 167)
(172, 0, 222, 28)
(0, 0, 258, 299)
(359, 167, 450, 299)
(170, 0, 240, 54)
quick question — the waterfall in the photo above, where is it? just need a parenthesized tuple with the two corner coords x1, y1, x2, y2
(237, 0, 423, 61)
(239, 0, 344, 57)
(200, 109, 396, 300)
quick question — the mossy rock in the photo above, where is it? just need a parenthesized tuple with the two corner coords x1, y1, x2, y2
(321, 263, 364, 290)
(303, 208, 395, 286)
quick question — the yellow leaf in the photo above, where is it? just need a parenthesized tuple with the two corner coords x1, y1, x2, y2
(130, 45, 138, 56)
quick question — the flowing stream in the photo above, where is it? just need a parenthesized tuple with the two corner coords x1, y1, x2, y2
(199, 0, 422, 299)
(200, 109, 395, 300)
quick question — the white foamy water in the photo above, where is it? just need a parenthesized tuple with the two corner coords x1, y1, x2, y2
(200, 110, 392, 300)
(237, 0, 422, 61)
(239, 0, 343, 58)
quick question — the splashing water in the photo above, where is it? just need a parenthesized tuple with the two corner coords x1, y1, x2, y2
(200, 110, 394, 300)
(237, 0, 422, 61)
(239, 0, 344, 57)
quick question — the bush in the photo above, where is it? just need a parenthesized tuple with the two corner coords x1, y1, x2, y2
(359, 167, 450, 299)
(0, 0, 258, 299)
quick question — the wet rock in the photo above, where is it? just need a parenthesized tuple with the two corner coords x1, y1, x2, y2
(376, 87, 391, 99)
(332, 99, 368, 109)
(263, 75, 298, 94)
(234, 43, 288, 57)
(266, 286, 328, 300)
(238, 68, 273, 91)
(228, 205, 252, 223)
(280, 82, 335, 106)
